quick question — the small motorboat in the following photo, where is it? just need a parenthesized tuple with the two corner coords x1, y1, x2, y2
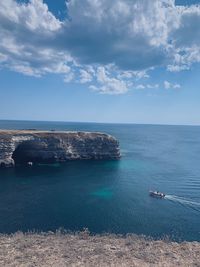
(149, 190, 165, 198)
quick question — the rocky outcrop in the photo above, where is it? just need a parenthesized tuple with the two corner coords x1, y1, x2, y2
(0, 130, 120, 168)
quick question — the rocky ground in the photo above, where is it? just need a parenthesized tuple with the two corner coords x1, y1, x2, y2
(0, 231, 199, 267)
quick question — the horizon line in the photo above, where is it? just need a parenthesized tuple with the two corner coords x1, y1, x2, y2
(0, 118, 200, 127)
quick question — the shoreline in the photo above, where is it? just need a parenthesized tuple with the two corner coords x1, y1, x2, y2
(0, 231, 199, 267)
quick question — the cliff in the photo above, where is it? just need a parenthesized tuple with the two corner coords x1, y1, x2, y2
(0, 130, 120, 168)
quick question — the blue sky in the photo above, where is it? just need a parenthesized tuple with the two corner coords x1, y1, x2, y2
(0, 0, 200, 125)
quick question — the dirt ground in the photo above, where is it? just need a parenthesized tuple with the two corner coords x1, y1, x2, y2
(0, 230, 199, 267)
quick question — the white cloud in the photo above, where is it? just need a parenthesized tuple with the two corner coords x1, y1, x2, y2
(90, 67, 128, 95)
(64, 0, 175, 70)
(64, 72, 74, 83)
(79, 69, 93, 84)
(0, 0, 71, 77)
(0, 0, 199, 94)
(0, 0, 61, 32)
(164, 80, 181, 89)
(0, 53, 8, 62)
(135, 84, 146, 90)
(135, 84, 159, 90)
(146, 84, 159, 89)
(168, 5, 200, 71)
(117, 70, 150, 80)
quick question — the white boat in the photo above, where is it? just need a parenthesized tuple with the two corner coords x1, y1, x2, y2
(149, 190, 165, 198)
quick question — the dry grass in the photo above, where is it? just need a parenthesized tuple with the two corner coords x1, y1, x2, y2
(0, 230, 199, 267)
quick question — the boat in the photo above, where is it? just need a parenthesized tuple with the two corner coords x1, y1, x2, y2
(149, 190, 165, 198)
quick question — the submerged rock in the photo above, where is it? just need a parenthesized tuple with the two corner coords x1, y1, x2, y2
(0, 130, 120, 168)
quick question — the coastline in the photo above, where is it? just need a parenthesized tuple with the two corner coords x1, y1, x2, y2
(0, 231, 199, 267)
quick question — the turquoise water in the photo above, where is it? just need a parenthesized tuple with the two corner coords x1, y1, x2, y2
(0, 120, 200, 241)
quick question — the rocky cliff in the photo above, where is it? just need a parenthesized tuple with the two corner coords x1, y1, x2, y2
(0, 130, 120, 168)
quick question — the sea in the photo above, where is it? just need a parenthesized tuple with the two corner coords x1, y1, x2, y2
(0, 120, 200, 241)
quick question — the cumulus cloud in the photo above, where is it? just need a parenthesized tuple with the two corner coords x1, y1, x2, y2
(64, 72, 74, 83)
(0, 0, 72, 76)
(79, 69, 93, 84)
(164, 80, 181, 89)
(135, 84, 159, 90)
(0, 0, 199, 94)
(62, 0, 175, 70)
(168, 5, 200, 71)
(135, 84, 146, 90)
(90, 67, 128, 95)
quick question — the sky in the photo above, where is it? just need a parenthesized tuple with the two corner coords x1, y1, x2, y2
(0, 0, 200, 125)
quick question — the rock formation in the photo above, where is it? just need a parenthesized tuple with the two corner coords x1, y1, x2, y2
(0, 130, 120, 168)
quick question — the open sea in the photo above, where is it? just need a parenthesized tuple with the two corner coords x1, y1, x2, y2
(0, 120, 200, 241)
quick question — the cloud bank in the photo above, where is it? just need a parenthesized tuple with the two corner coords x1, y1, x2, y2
(0, 0, 199, 93)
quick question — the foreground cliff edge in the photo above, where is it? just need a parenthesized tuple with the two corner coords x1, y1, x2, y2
(0, 130, 120, 168)
(0, 231, 199, 267)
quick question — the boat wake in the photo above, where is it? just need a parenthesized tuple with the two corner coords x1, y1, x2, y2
(165, 195, 200, 212)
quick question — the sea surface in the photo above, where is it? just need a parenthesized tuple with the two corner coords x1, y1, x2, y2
(0, 120, 200, 241)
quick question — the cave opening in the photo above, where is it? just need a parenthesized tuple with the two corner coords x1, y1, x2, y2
(12, 141, 56, 166)
(12, 142, 36, 165)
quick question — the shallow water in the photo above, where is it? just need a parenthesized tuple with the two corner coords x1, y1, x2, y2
(0, 120, 200, 241)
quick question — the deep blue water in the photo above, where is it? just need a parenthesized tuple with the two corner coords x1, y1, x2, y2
(0, 120, 200, 241)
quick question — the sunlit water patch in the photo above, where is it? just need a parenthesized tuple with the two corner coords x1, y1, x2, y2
(90, 188, 114, 199)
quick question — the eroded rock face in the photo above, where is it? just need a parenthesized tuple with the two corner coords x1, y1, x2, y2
(0, 130, 120, 168)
